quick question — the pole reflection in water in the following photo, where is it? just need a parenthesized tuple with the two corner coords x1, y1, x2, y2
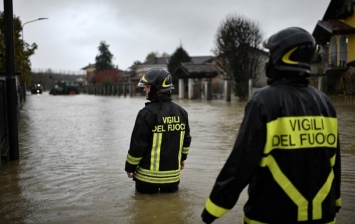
(0, 93, 354, 223)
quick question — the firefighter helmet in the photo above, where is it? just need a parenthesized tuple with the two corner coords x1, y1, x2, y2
(138, 68, 174, 93)
(263, 27, 316, 76)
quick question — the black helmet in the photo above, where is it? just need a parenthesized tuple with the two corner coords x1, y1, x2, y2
(263, 27, 316, 77)
(138, 68, 174, 93)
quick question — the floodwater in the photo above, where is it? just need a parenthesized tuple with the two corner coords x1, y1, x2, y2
(0, 93, 354, 224)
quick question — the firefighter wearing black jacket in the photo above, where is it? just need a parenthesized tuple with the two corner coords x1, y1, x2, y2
(202, 27, 341, 223)
(125, 68, 191, 194)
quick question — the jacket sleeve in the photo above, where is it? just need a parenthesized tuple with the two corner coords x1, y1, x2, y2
(125, 109, 152, 173)
(328, 102, 341, 213)
(202, 99, 266, 222)
(334, 136, 341, 212)
(181, 112, 191, 161)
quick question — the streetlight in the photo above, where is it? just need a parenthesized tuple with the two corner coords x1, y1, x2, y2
(20, 17, 48, 102)
(21, 17, 48, 41)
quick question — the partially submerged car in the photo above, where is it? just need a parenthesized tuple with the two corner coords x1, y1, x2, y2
(31, 84, 43, 94)
(49, 81, 80, 95)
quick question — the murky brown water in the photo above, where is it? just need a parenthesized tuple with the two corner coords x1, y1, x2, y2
(0, 93, 354, 224)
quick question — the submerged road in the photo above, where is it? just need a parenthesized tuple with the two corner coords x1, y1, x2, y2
(0, 93, 354, 223)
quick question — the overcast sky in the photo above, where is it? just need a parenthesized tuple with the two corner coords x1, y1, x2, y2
(2, 0, 330, 73)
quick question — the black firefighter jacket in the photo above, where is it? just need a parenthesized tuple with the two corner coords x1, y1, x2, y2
(202, 79, 341, 224)
(125, 96, 191, 186)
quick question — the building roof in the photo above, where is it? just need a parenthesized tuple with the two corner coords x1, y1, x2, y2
(173, 62, 219, 79)
(317, 19, 355, 34)
(81, 63, 96, 70)
(322, 0, 353, 20)
(313, 19, 355, 44)
(190, 56, 214, 64)
(136, 55, 214, 67)
(143, 57, 170, 65)
(312, 0, 355, 44)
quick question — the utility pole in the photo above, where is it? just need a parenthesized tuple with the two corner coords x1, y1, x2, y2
(4, 0, 19, 160)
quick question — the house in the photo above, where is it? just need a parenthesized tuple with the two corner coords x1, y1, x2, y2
(312, 0, 355, 94)
(172, 49, 268, 100)
(80, 52, 267, 100)
(132, 57, 170, 79)
(130, 56, 215, 96)
(81, 63, 96, 85)
(81, 63, 124, 86)
(174, 62, 219, 100)
(131, 56, 214, 78)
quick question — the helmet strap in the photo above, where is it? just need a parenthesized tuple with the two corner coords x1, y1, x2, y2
(265, 60, 282, 78)
(147, 86, 158, 101)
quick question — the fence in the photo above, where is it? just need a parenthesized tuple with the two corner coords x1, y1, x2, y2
(328, 95, 355, 107)
(0, 81, 8, 164)
(304, 76, 355, 107)
(80, 83, 137, 97)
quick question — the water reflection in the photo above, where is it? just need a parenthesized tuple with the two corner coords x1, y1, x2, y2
(0, 161, 32, 224)
(125, 192, 190, 224)
(0, 93, 354, 223)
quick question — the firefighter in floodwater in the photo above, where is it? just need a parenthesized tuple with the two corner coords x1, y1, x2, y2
(125, 68, 191, 194)
(202, 27, 341, 223)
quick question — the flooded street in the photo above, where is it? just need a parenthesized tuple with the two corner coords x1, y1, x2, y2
(1, 93, 355, 224)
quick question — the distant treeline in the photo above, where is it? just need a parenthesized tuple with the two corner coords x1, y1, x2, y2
(31, 71, 86, 91)
(31, 68, 85, 75)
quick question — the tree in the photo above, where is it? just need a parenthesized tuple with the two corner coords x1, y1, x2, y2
(95, 69, 122, 86)
(167, 45, 191, 74)
(95, 41, 114, 72)
(162, 52, 170, 58)
(0, 12, 37, 85)
(214, 13, 263, 100)
(129, 60, 142, 69)
(145, 51, 159, 62)
(167, 45, 191, 94)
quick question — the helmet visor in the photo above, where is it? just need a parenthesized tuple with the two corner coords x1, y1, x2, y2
(137, 75, 149, 88)
(137, 82, 147, 88)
